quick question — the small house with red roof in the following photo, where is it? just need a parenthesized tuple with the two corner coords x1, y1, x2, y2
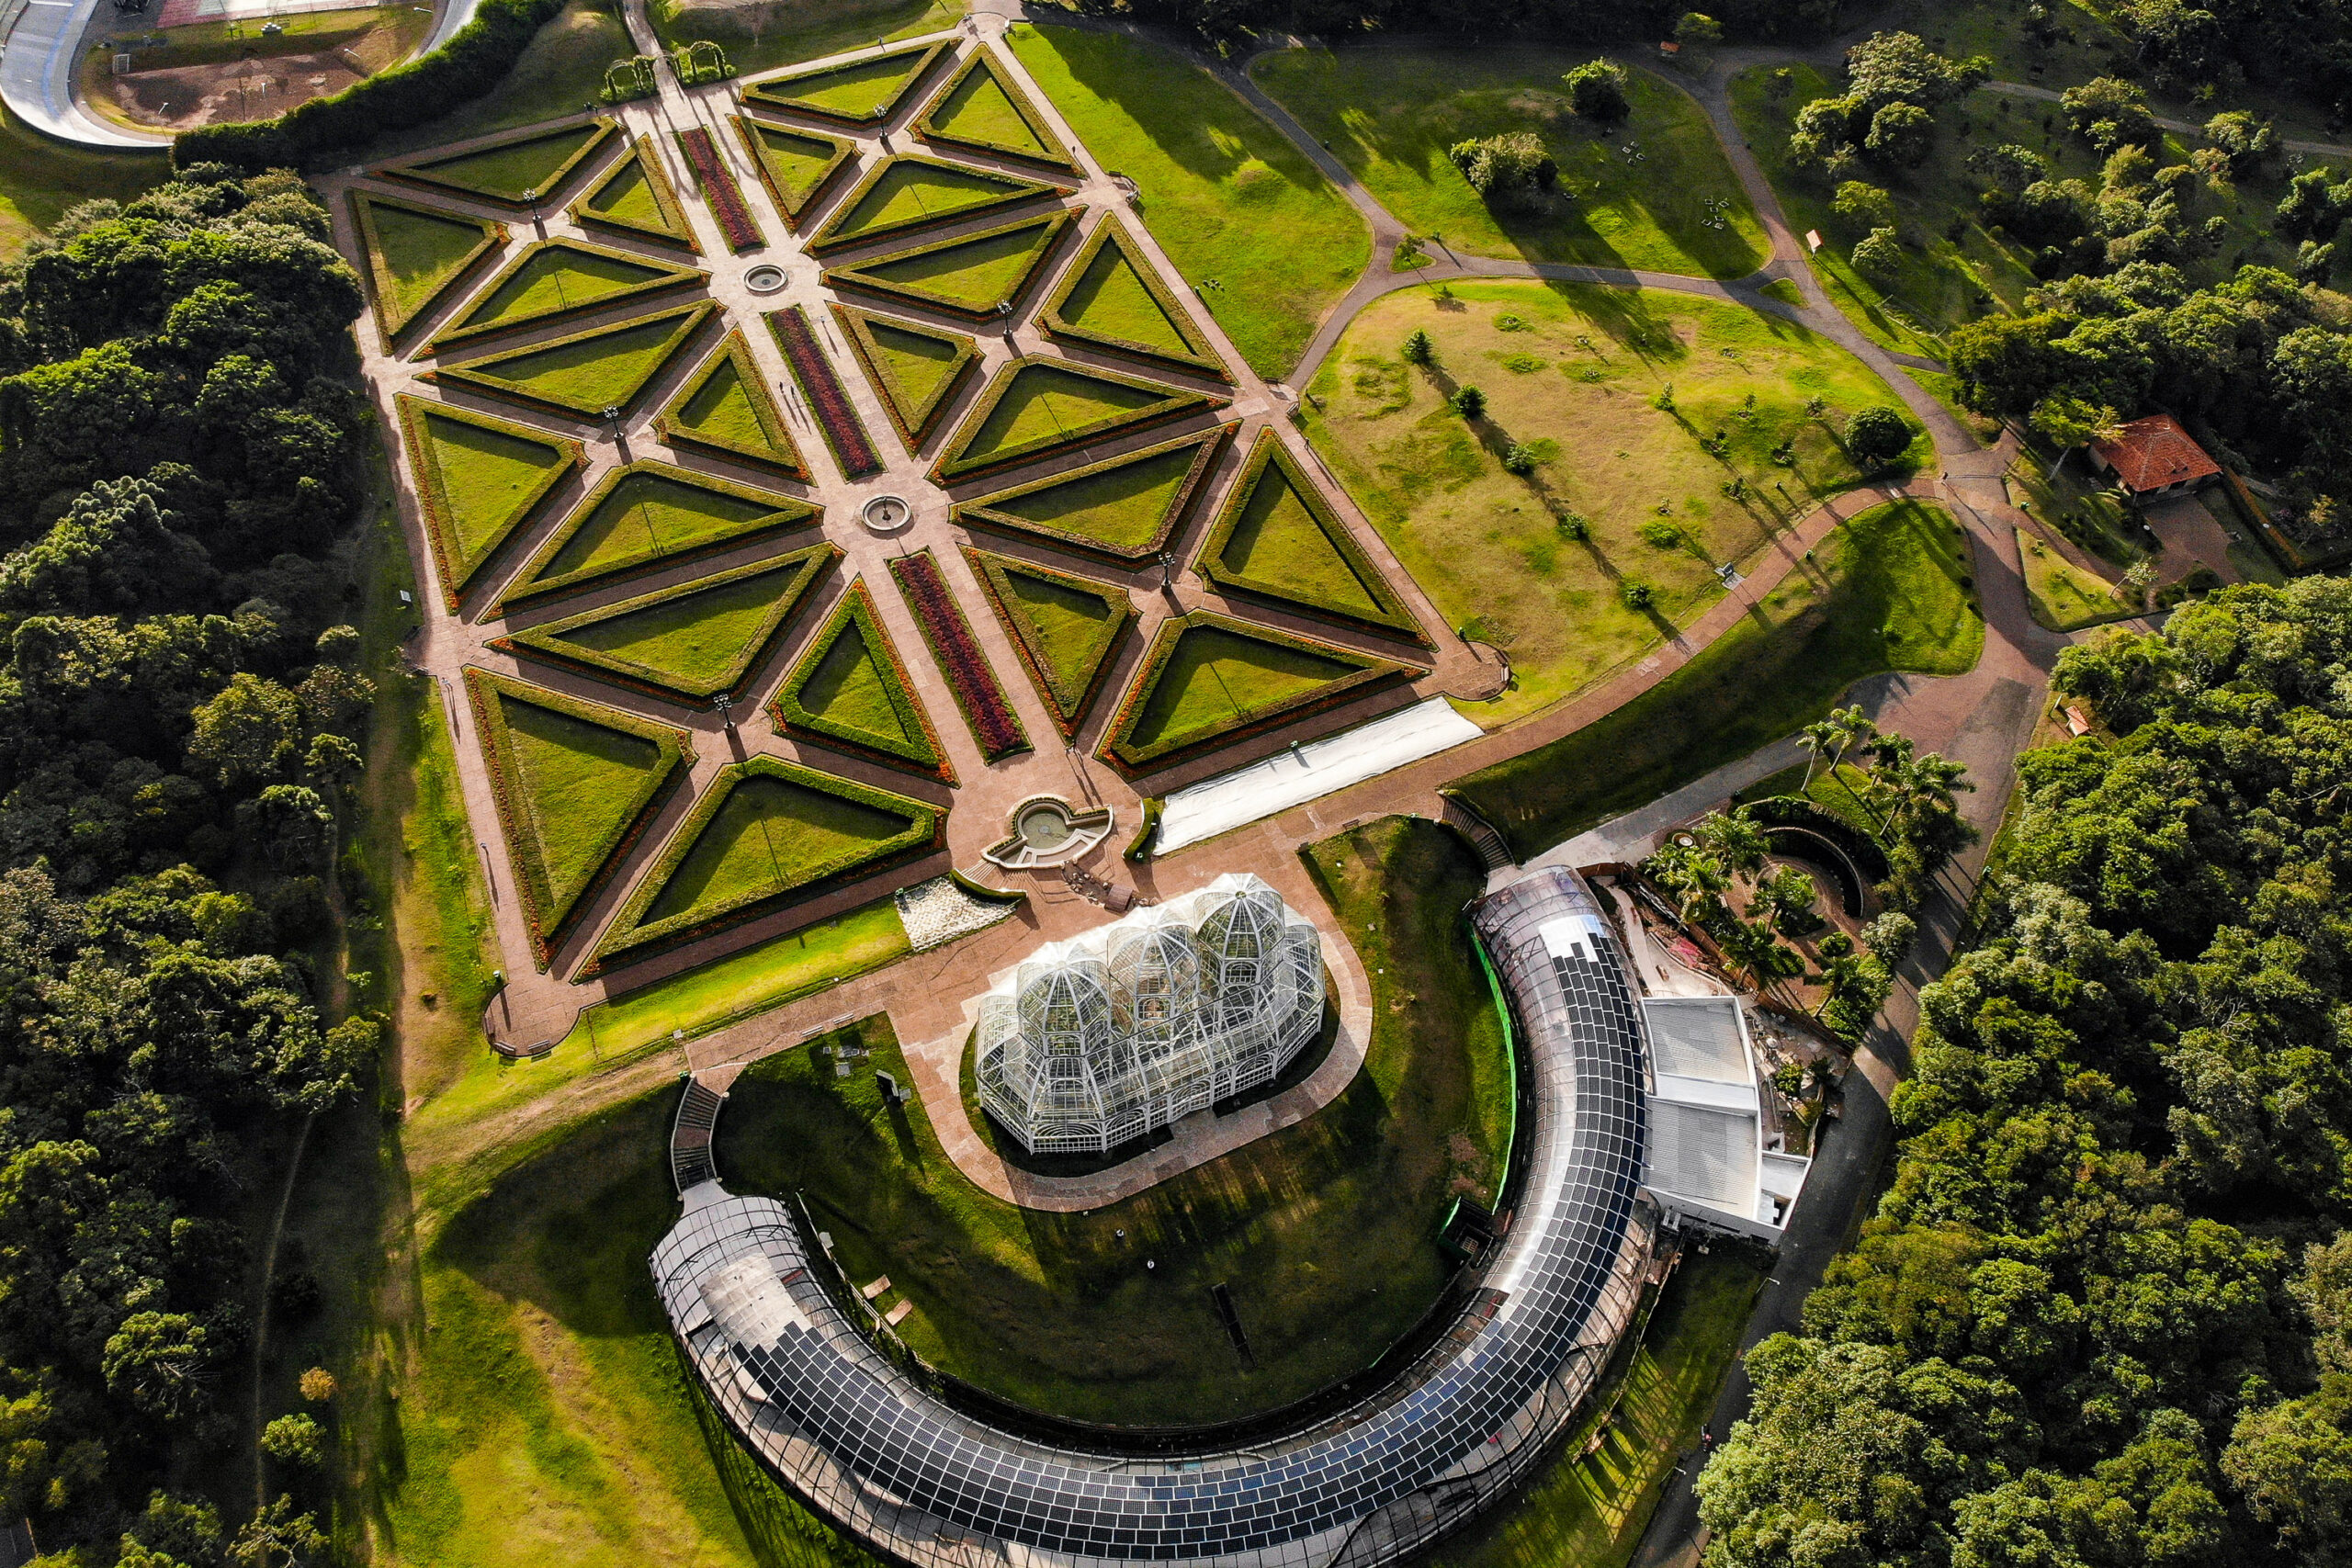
(2089, 413, 2222, 500)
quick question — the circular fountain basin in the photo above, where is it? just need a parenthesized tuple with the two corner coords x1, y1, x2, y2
(862, 494, 914, 535)
(744, 265, 787, 295)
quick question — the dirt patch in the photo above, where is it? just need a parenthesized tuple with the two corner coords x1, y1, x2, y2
(102, 48, 366, 129)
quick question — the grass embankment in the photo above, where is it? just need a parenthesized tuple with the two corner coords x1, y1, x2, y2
(719, 816, 1507, 1426)
(1729, 61, 2298, 357)
(1250, 46, 1767, 279)
(1452, 498, 1984, 859)
(357, 0, 630, 161)
(1303, 280, 1927, 726)
(1428, 1248, 1767, 1568)
(0, 102, 161, 261)
(652, 0, 964, 80)
(1008, 21, 1368, 379)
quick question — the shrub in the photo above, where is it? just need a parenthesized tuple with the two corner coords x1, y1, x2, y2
(1638, 517, 1683, 547)
(1450, 386, 1487, 419)
(1502, 443, 1536, 475)
(1845, 405, 1914, 468)
(1448, 132, 1556, 201)
(176, 0, 571, 168)
(1563, 60, 1631, 124)
(1401, 328, 1435, 365)
(2060, 76, 2156, 150)
(1833, 180, 1896, 232)
(1863, 101, 1934, 168)
(1850, 225, 1903, 283)
(1674, 12, 1722, 46)
(1555, 510, 1591, 540)
(261, 1412, 325, 1471)
(299, 1369, 337, 1404)
(1620, 578, 1657, 610)
(2206, 109, 2278, 174)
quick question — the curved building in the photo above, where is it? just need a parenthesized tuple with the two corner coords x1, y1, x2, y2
(973, 874, 1325, 1155)
(650, 866, 1657, 1568)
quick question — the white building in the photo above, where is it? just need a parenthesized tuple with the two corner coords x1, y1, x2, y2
(973, 874, 1325, 1155)
(1638, 995, 1812, 1238)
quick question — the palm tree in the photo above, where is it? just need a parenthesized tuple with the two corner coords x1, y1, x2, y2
(1829, 706, 1884, 832)
(1646, 845, 1731, 932)
(1797, 719, 1843, 792)
(1693, 810, 1770, 877)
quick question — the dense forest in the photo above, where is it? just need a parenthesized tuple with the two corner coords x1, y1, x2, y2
(1699, 579, 2352, 1568)
(0, 168, 373, 1558)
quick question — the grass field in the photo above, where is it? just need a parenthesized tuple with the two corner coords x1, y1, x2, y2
(2015, 528, 2133, 631)
(437, 304, 707, 414)
(0, 102, 162, 262)
(967, 547, 1132, 731)
(1125, 622, 1367, 758)
(746, 37, 943, 116)
(720, 815, 1507, 1424)
(817, 156, 1042, 248)
(362, 0, 630, 160)
(797, 624, 911, 741)
(1304, 280, 1926, 726)
(927, 54, 1061, 163)
(576, 148, 686, 240)
(640, 774, 921, 927)
(1427, 1247, 1767, 1568)
(405, 401, 577, 588)
(1452, 498, 1984, 858)
(836, 215, 1067, 310)
(525, 549, 831, 697)
(1054, 230, 1199, 359)
(362, 197, 500, 334)
(957, 362, 1170, 464)
(405, 120, 607, 202)
(447, 242, 687, 337)
(771, 585, 948, 775)
(737, 119, 853, 222)
(659, 335, 806, 475)
(510, 466, 809, 605)
(1009, 23, 1367, 379)
(964, 434, 1215, 557)
(840, 309, 973, 440)
(1202, 434, 1410, 632)
(656, 0, 961, 78)
(1250, 47, 1767, 279)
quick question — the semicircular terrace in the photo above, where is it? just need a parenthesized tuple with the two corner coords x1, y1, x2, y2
(649, 865, 1656, 1568)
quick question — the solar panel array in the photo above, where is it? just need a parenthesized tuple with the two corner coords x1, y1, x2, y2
(650, 866, 1656, 1568)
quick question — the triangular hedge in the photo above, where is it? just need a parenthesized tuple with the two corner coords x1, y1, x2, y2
(425, 301, 716, 420)
(740, 39, 953, 127)
(806, 152, 1062, 256)
(498, 542, 839, 704)
(395, 395, 582, 609)
(1099, 610, 1418, 774)
(963, 546, 1135, 737)
(1039, 215, 1227, 379)
(568, 140, 698, 251)
(652, 330, 808, 479)
(820, 209, 1074, 321)
(1194, 426, 1425, 640)
(348, 190, 506, 345)
(952, 425, 1232, 562)
(461, 666, 694, 969)
(428, 238, 704, 352)
(589, 753, 945, 973)
(912, 48, 1079, 174)
(730, 116, 857, 231)
(830, 304, 980, 450)
(766, 580, 953, 783)
(931, 355, 1222, 485)
(496, 459, 819, 612)
(380, 117, 619, 207)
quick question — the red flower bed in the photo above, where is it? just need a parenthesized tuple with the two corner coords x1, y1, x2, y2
(891, 551, 1027, 761)
(675, 127, 763, 252)
(770, 305, 880, 477)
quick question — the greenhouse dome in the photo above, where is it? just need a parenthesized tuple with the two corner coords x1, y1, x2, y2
(974, 874, 1325, 1155)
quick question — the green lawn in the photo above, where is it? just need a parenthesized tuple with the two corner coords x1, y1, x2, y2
(1200, 434, 1413, 634)
(835, 215, 1067, 310)
(521, 547, 832, 699)
(655, 0, 962, 79)
(642, 775, 918, 926)
(1055, 233, 1196, 357)
(576, 148, 684, 239)
(1452, 498, 1984, 858)
(446, 242, 688, 338)
(958, 362, 1168, 462)
(927, 54, 1060, 162)
(814, 156, 1045, 249)
(0, 101, 162, 263)
(737, 119, 853, 223)
(1250, 46, 1768, 279)
(720, 814, 1507, 1424)
(658, 336, 807, 477)
(359, 0, 631, 161)
(743, 37, 944, 117)
(838, 309, 975, 442)
(967, 548, 1133, 732)
(1009, 22, 1367, 379)
(436, 303, 709, 415)
(961, 433, 1216, 557)
(2015, 528, 2134, 631)
(360, 196, 501, 334)
(1427, 1247, 1767, 1568)
(794, 625, 910, 743)
(1303, 279, 1927, 726)
(772, 586, 947, 774)
(508, 466, 812, 607)
(402, 399, 578, 590)
(1125, 622, 1366, 757)
(403, 120, 608, 202)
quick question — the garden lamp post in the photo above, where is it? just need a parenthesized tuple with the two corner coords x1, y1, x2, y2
(714, 692, 737, 733)
(603, 404, 623, 442)
(1159, 550, 1177, 589)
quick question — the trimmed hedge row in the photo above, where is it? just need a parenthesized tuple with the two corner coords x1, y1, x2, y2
(461, 665, 695, 970)
(382, 116, 618, 207)
(1037, 213, 1227, 379)
(767, 580, 955, 783)
(805, 152, 1063, 257)
(739, 39, 951, 127)
(346, 189, 505, 344)
(962, 544, 1134, 737)
(425, 236, 704, 352)
(570, 140, 700, 252)
(889, 550, 1029, 761)
(175, 0, 576, 170)
(588, 752, 946, 974)
(952, 423, 1232, 563)
(769, 303, 881, 478)
(1194, 426, 1429, 643)
(730, 114, 856, 231)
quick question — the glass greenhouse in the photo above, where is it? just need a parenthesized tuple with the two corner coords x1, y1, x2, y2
(973, 874, 1326, 1154)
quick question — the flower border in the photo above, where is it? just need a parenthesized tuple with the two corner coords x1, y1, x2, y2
(766, 579, 956, 783)
(961, 544, 1135, 738)
(675, 125, 764, 252)
(770, 303, 883, 478)
(888, 549, 1030, 761)
(461, 665, 695, 971)
(394, 393, 583, 610)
